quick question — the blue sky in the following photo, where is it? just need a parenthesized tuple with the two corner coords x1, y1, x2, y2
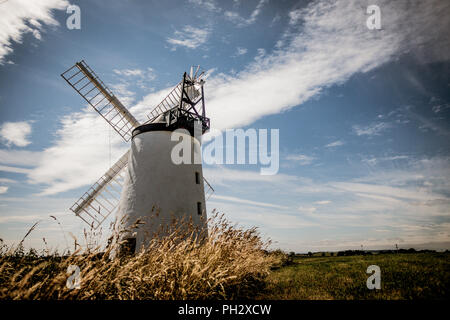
(0, 0, 449, 253)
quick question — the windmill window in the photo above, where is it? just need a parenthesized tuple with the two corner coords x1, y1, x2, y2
(195, 172, 200, 184)
(197, 202, 202, 215)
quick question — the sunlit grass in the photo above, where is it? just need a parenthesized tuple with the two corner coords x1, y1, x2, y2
(0, 212, 279, 300)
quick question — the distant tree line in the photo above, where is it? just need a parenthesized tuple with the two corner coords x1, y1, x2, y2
(334, 248, 439, 256)
(293, 248, 447, 257)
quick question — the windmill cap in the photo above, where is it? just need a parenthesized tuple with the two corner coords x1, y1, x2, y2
(132, 121, 201, 140)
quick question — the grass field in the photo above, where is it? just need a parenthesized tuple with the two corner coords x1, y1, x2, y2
(1, 215, 448, 300)
(259, 252, 450, 300)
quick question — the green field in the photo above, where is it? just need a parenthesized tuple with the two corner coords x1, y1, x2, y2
(2, 219, 449, 300)
(259, 252, 450, 300)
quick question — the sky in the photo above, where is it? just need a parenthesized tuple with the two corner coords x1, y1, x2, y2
(0, 0, 449, 253)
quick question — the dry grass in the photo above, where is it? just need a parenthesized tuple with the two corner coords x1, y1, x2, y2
(0, 212, 280, 300)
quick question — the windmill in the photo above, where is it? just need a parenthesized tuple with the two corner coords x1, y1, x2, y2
(61, 60, 213, 253)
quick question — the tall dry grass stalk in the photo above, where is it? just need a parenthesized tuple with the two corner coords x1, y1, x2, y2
(0, 212, 280, 300)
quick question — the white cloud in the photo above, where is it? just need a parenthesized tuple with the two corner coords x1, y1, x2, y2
(213, 194, 288, 209)
(233, 47, 248, 57)
(0, 164, 32, 174)
(175, 0, 446, 131)
(285, 154, 315, 165)
(166, 25, 210, 49)
(224, 0, 268, 27)
(325, 140, 344, 148)
(0, 121, 32, 147)
(432, 103, 450, 114)
(332, 182, 439, 202)
(0, 0, 68, 64)
(207, 199, 319, 230)
(353, 122, 391, 136)
(113, 67, 155, 80)
(188, 0, 220, 12)
(314, 200, 331, 205)
(297, 206, 317, 214)
(383, 155, 409, 161)
(111, 67, 156, 102)
(110, 83, 137, 106)
(203, 166, 300, 187)
(406, 107, 450, 137)
(0, 186, 8, 194)
(26, 108, 127, 195)
(113, 68, 143, 77)
(362, 155, 409, 166)
(0, 214, 43, 223)
(270, 13, 281, 26)
(288, 8, 303, 25)
(0, 149, 42, 167)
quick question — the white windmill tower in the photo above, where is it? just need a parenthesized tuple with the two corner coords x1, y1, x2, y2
(61, 61, 213, 253)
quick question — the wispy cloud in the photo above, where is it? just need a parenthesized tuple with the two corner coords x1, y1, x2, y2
(362, 155, 409, 166)
(297, 206, 317, 214)
(285, 154, 315, 165)
(113, 67, 155, 81)
(113, 69, 142, 77)
(213, 194, 288, 209)
(138, 0, 449, 133)
(204, 0, 449, 130)
(405, 107, 450, 137)
(0, 214, 43, 223)
(0, 164, 32, 174)
(325, 140, 344, 148)
(0, 121, 32, 147)
(0, 186, 8, 194)
(188, 0, 221, 12)
(353, 122, 391, 137)
(232, 47, 247, 57)
(166, 25, 210, 50)
(26, 108, 127, 195)
(432, 103, 450, 114)
(288, 8, 303, 25)
(203, 166, 300, 187)
(111, 67, 156, 103)
(332, 182, 436, 202)
(314, 200, 331, 205)
(224, 0, 267, 27)
(0, 0, 68, 64)
(209, 156, 450, 250)
(0, 149, 42, 167)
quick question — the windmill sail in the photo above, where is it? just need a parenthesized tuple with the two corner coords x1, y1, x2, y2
(146, 81, 183, 121)
(146, 66, 204, 122)
(70, 151, 129, 229)
(61, 60, 139, 142)
(203, 177, 214, 200)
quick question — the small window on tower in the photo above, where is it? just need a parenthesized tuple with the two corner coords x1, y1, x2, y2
(197, 202, 202, 215)
(195, 172, 200, 184)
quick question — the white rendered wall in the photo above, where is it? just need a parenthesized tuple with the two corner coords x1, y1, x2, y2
(116, 130, 207, 252)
